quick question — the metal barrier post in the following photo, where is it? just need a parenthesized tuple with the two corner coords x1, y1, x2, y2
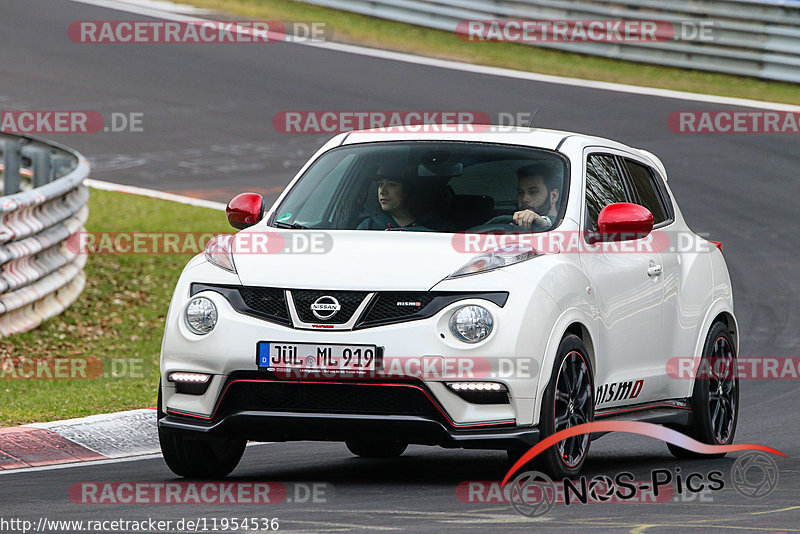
(2, 139, 21, 195)
(31, 147, 53, 187)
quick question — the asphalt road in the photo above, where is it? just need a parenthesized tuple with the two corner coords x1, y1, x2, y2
(1, 0, 799, 531)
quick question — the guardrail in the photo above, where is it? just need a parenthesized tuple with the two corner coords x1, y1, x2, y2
(297, 0, 800, 83)
(0, 133, 89, 337)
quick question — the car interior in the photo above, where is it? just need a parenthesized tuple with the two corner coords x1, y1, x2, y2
(283, 142, 567, 232)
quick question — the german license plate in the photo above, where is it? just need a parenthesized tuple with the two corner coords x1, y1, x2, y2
(256, 342, 378, 372)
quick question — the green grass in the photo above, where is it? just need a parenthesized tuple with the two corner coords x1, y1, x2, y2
(175, 0, 800, 105)
(0, 190, 230, 427)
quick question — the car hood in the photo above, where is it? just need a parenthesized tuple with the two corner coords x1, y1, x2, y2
(231, 229, 473, 290)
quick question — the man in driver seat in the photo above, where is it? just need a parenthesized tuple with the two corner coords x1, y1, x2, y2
(511, 163, 560, 230)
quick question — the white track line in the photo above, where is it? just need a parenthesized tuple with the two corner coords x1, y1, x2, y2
(67, 0, 800, 112)
(0, 442, 268, 475)
(86, 178, 226, 210)
(25, 408, 156, 429)
(0, 453, 164, 475)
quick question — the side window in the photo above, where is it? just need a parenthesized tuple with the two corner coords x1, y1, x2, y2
(585, 154, 627, 230)
(293, 154, 355, 225)
(623, 159, 669, 225)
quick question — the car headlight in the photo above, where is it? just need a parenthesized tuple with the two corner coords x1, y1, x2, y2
(205, 234, 236, 273)
(185, 297, 218, 335)
(449, 305, 493, 343)
(448, 244, 536, 278)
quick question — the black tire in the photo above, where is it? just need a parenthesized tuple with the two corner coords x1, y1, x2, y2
(346, 439, 407, 458)
(667, 322, 738, 459)
(535, 334, 594, 478)
(157, 381, 246, 478)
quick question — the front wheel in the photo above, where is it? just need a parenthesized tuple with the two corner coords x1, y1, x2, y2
(668, 322, 738, 459)
(157, 382, 246, 478)
(535, 334, 594, 478)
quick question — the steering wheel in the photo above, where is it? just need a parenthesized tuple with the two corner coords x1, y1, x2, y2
(466, 215, 528, 233)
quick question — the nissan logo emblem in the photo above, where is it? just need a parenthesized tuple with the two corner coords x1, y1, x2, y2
(311, 296, 341, 320)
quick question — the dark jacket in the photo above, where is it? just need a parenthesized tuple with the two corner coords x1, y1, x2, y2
(356, 211, 455, 232)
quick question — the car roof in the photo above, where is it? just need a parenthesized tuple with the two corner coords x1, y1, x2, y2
(338, 126, 636, 153)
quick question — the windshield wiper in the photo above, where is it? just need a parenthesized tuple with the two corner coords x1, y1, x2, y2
(273, 221, 309, 229)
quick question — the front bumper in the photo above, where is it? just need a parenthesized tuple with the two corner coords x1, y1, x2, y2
(160, 372, 539, 449)
(159, 412, 540, 450)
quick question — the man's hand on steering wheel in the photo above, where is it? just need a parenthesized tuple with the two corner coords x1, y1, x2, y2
(512, 209, 551, 230)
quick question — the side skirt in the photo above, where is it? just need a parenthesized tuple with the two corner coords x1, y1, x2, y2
(591, 400, 692, 440)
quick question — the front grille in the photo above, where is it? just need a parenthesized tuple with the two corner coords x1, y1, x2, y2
(194, 283, 508, 330)
(238, 287, 290, 324)
(217, 380, 444, 422)
(291, 290, 369, 324)
(360, 293, 436, 325)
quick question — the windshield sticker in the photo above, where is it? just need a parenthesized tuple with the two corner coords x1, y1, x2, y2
(277, 212, 293, 222)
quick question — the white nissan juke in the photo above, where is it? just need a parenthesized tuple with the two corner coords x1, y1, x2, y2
(158, 127, 738, 479)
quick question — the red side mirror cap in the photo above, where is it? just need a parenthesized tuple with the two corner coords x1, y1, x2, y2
(595, 202, 654, 242)
(227, 193, 265, 230)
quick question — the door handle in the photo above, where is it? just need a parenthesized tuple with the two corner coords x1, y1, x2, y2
(647, 264, 663, 277)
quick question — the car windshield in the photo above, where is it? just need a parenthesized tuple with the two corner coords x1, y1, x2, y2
(271, 141, 569, 233)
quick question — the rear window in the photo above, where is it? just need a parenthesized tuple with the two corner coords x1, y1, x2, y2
(623, 159, 670, 225)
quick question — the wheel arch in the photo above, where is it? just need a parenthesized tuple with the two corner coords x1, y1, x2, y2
(533, 309, 597, 425)
(680, 300, 738, 399)
(693, 300, 738, 361)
